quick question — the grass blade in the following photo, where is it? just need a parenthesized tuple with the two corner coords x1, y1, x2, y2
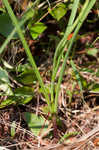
(0, 0, 39, 55)
(70, 60, 84, 101)
(51, 0, 80, 103)
(54, 0, 96, 113)
(2, 0, 51, 110)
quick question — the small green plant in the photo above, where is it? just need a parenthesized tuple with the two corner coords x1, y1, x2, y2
(0, 0, 96, 137)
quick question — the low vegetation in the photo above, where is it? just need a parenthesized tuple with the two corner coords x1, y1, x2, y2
(0, 0, 99, 149)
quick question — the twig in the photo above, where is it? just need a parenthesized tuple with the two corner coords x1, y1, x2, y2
(68, 125, 99, 149)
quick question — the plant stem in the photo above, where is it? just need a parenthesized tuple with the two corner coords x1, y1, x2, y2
(0, 0, 39, 54)
(52, 114, 58, 138)
(2, 0, 51, 111)
(54, 0, 96, 113)
(51, 0, 80, 103)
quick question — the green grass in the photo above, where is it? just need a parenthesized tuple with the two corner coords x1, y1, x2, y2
(2, 0, 96, 117)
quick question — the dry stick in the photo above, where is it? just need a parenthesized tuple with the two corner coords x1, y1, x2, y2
(0, 119, 35, 138)
(69, 125, 99, 149)
(76, 125, 99, 142)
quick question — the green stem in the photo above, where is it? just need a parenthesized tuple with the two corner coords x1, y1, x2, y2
(53, 0, 80, 66)
(51, 0, 80, 103)
(54, 0, 96, 113)
(51, 0, 90, 87)
(0, 0, 39, 55)
(2, 0, 51, 111)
